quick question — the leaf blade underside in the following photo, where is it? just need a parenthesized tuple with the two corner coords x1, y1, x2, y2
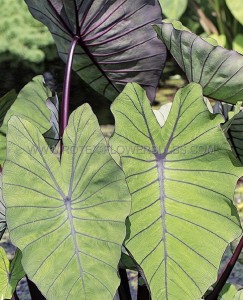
(154, 22, 243, 104)
(24, 0, 167, 102)
(110, 82, 242, 300)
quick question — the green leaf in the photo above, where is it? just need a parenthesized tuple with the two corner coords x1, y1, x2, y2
(110, 82, 242, 300)
(233, 34, 243, 55)
(3, 104, 131, 299)
(43, 93, 60, 150)
(0, 248, 25, 299)
(234, 289, 243, 300)
(214, 102, 243, 164)
(159, 0, 188, 20)
(154, 22, 243, 104)
(225, 0, 243, 26)
(0, 173, 5, 240)
(0, 75, 54, 165)
(218, 283, 238, 300)
(0, 90, 17, 127)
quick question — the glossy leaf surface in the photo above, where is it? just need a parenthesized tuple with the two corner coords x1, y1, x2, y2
(110, 83, 242, 300)
(24, 0, 166, 102)
(3, 105, 131, 299)
(154, 22, 243, 104)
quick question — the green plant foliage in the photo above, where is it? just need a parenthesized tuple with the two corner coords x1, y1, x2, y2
(225, 1, 243, 26)
(233, 35, 243, 55)
(214, 102, 243, 164)
(0, 174, 5, 240)
(3, 105, 131, 299)
(24, 0, 166, 102)
(234, 289, 243, 300)
(0, 247, 25, 299)
(159, 0, 188, 20)
(0, 0, 53, 63)
(154, 22, 243, 104)
(0, 75, 55, 166)
(43, 94, 60, 149)
(110, 82, 242, 300)
(218, 284, 243, 300)
(0, 90, 17, 126)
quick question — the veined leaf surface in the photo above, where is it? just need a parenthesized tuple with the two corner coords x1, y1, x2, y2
(24, 0, 166, 102)
(0, 76, 54, 165)
(0, 248, 25, 299)
(110, 83, 242, 300)
(3, 105, 131, 299)
(154, 22, 243, 104)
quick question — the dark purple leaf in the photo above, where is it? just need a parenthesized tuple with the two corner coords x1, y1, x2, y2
(24, 0, 167, 102)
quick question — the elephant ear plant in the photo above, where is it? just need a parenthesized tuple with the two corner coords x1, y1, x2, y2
(0, 1, 242, 300)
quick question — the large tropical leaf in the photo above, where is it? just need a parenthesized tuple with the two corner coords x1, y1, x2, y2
(3, 104, 131, 299)
(154, 22, 243, 104)
(110, 82, 242, 300)
(0, 248, 25, 299)
(214, 102, 243, 164)
(24, 0, 166, 102)
(0, 75, 57, 165)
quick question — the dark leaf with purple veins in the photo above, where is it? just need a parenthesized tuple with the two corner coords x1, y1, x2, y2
(24, 0, 166, 102)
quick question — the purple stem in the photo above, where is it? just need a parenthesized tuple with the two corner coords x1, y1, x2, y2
(206, 235, 243, 299)
(60, 35, 80, 151)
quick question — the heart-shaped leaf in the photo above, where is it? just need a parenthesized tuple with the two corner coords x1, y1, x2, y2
(0, 248, 25, 300)
(154, 22, 243, 104)
(24, 0, 167, 102)
(110, 82, 242, 300)
(0, 75, 57, 165)
(3, 104, 131, 299)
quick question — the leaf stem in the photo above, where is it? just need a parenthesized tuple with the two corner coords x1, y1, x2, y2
(60, 35, 80, 148)
(205, 236, 243, 299)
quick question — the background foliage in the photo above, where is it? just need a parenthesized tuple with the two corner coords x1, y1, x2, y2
(0, 0, 54, 64)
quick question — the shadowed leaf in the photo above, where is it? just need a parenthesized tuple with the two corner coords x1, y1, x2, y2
(24, 0, 166, 102)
